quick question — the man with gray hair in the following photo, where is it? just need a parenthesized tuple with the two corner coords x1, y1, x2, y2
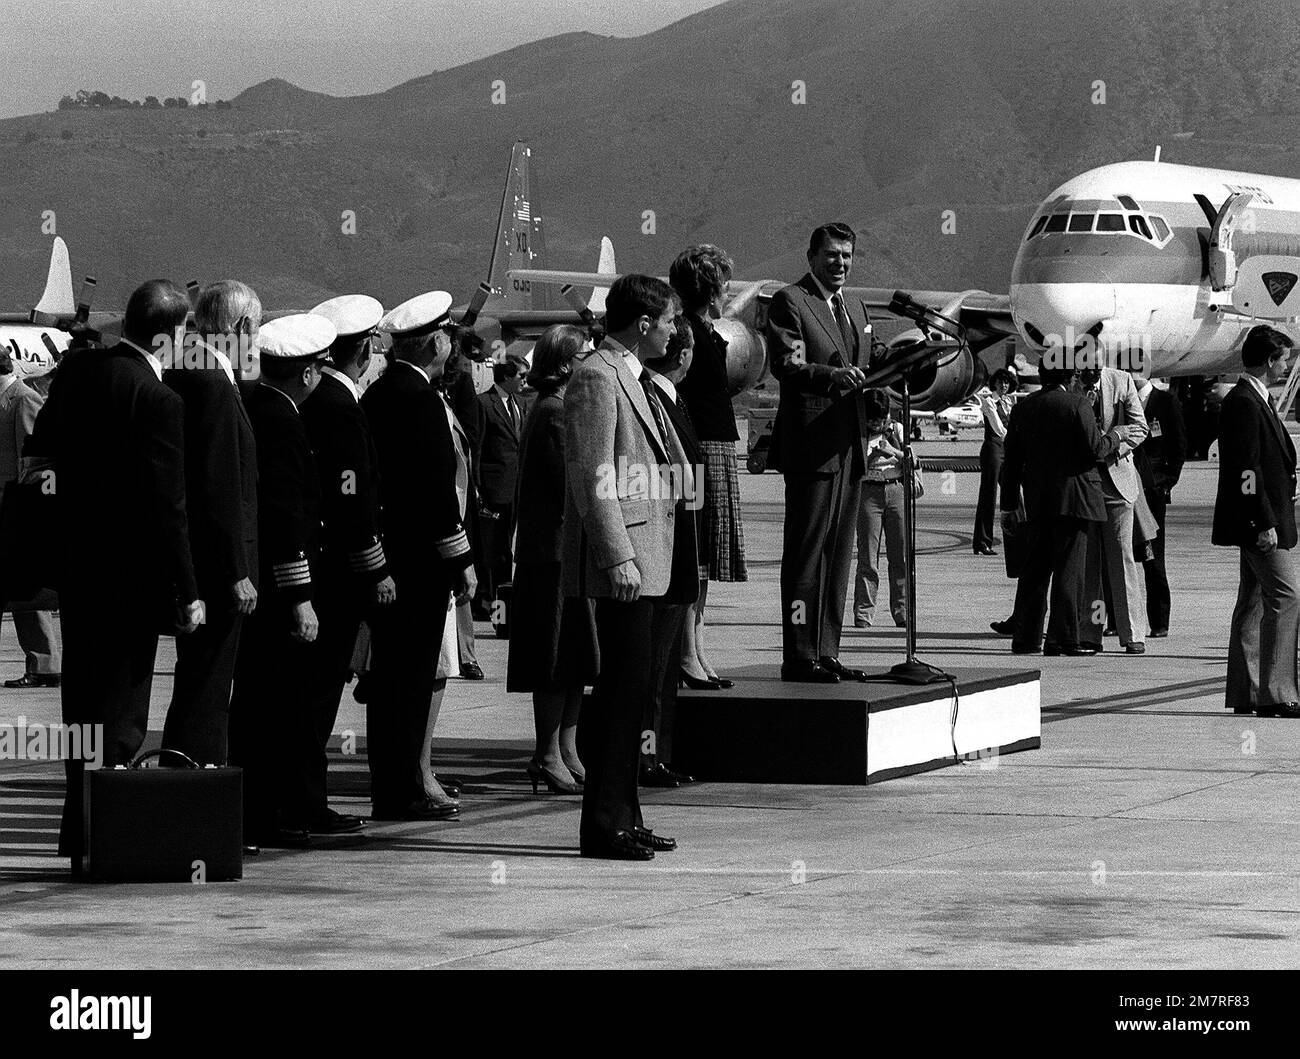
(160, 280, 260, 765)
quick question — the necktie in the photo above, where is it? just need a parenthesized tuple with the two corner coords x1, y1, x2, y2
(508, 396, 519, 432)
(832, 292, 857, 363)
(640, 373, 669, 451)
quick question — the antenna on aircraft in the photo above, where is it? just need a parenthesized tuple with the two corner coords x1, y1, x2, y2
(1153, 145, 1162, 163)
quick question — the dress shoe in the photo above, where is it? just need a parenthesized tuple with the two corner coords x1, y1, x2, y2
(3, 673, 60, 688)
(1257, 702, 1300, 718)
(662, 763, 695, 785)
(1123, 642, 1146, 655)
(527, 760, 581, 795)
(457, 661, 484, 680)
(706, 674, 735, 689)
(580, 830, 655, 860)
(371, 798, 460, 821)
(781, 660, 839, 683)
(307, 809, 365, 835)
(639, 763, 682, 788)
(1043, 644, 1098, 657)
(242, 844, 261, 857)
(1102, 626, 1117, 637)
(854, 618, 872, 628)
(1010, 643, 1041, 655)
(679, 668, 721, 690)
(631, 827, 677, 852)
(429, 774, 462, 799)
(1231, 705, 1256, 714)
(990, 619, 1015, 637)
(974, 546, 999, 556)
(818, 656, 868, 682)
(1149, 628, 1168, 638)
(252, 827, 311, 849)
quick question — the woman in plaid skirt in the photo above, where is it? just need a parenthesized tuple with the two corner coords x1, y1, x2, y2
(673, 245, 748, 689)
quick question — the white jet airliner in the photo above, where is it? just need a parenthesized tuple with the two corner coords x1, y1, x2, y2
(511, 155, 1300, 412)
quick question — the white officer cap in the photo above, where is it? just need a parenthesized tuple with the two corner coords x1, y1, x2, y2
(310, 294, 384, 338)
(379, 291, 454, 338)
(258, 313, 336, 362)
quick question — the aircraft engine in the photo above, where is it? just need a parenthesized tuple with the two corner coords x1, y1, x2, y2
(715, 317, 769, 396)
(880, 327, 986, 412)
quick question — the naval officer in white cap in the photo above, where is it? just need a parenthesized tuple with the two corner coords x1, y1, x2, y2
(229, 313, 334, 849)
(361, 292, 476, 820)
(298, 295, 394, 835)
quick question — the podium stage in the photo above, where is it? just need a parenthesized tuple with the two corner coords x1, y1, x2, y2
(672, 666, 1040, 785)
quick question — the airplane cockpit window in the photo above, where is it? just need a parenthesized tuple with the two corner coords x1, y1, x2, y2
(1096, 213, 1126, 232)
(1117, 195, 1140, 210)
(1067, 213, 1094, 232)
(1149, 216, 1171, 241)
(1044, 214, 1068, 233)
(1027, 216, 1049, 239)
(1129, 215, 1152, 239)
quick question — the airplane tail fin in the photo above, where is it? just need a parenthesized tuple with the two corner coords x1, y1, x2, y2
(483, 141, 558, 313)
(32, 237, 75, 319)
(588, 237, 615, 315)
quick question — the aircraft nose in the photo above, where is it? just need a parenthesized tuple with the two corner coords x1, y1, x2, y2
(1011, 275, 1116, 349)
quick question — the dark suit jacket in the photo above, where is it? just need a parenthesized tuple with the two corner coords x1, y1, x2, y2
(764, 273, 874, 474)
(514, 391, 567, 565)
(163, 359, 258, 598)
(301, 371, 388, 584)
(361, 361, 474, 579)
(1000, 385, 1118, 522)
(25, 343, 198, 616)
(1212, 379, 1298, 549)
(678, 315, 738, 442)
(477, 386, 522, 506)
(1136, 385, 1187, 493)
(245, 385, 319, 606)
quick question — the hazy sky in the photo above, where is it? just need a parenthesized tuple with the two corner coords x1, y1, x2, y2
(0, 0, 729, 118)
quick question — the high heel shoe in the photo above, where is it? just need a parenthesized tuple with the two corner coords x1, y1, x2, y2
(526, 760, 581, 795)
(680, 668, 721, 691)
(705, 673, 734, 689)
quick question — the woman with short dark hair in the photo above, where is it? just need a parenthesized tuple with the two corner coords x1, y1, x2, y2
(671, 244, 746, 689)
(507, 324, 597, 793)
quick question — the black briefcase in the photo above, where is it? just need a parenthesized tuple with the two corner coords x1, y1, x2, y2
(84, 749, 243, 883)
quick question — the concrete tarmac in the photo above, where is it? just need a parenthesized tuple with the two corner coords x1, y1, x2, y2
(1, 460, 1297, 969)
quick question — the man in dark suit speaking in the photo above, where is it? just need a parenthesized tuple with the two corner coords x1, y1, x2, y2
(1213, 325, 1300, 718)
(765, 222, 876, 683)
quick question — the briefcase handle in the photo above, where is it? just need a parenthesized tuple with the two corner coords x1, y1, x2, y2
(129, 748, 201, 770)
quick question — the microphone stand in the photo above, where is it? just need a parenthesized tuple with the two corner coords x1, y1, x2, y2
(888, 367, 947, 684)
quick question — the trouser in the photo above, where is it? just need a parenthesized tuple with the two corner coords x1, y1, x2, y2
(973, 441, 1003, 552)
(1092, 483, 1146, 646)
(367, 567, 451, 811)
(162, 606, 243, 765)
(57, 594, 160, 865)
(1011, 516, 1093, 650)
(1225, 544, 1300, 711)
(1144, 489, 1171, 632)
(1, 609, 61, 674)
(855, 479, 907, 625)
(303, 567, 365, 817)
(229, 600, 318, 835)
(780, 465, 861, 663)
(477, 501, 514, 608)
(579, 597, 656, 843)
(642, 602, 688, 768)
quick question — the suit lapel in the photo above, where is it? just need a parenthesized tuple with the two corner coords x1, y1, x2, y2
(599, 346, 669, 464)
(1245, 379, 1293, 464)
(797, 275, 844, 360)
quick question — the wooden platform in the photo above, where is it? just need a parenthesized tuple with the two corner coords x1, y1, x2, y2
(671, 666, 1040, 784)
